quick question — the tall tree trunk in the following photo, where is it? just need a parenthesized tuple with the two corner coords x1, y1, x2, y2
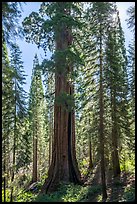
(49, 111, 52, 167)
(10, 81, 17, 202)
(41, 3, 81, 194)
(111, 90, 121, 177)
(10, 137, 16, 202)
(99, 25, 107, 200)
(33, 128, 37, 182)
(88, 136, 93, 169)
(49, 129, 51, 167)
(3, 135, 6, 202)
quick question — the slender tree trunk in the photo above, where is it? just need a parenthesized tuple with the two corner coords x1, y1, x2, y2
(49, 130, 51, 167)
(3, 167, 6, 202)
(10, 81, 17, 202)
(10, 137, 16, 202)
(49, 112, 52, 167)
(111, 90, 121, 177)
(41, 3, 81, 194)
(3, 136, 6, 202)
(33, 128, 37, 182)
(99, 25, 107, 200)
(88, 136, 93, 169)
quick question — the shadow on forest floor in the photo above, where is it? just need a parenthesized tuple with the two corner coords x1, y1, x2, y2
(83, 169, 135, 202)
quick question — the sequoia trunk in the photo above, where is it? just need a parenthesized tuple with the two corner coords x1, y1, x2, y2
(41, 3, 81, 193)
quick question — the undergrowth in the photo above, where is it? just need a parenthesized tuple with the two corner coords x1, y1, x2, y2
(2, 170, 135, 202)
(34, 183, 102, 202)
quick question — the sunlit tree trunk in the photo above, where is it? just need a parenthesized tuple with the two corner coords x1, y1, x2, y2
(88, 136, 93, 169)
(41, 3, 81, 193)
(3, 137, 6, 202)
(10, 80, 17, 202)
(32, 121, 37, 182)
(111, 90, 121, 177)
(99, 25, 107, 200)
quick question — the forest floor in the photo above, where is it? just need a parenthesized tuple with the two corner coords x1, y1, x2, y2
(81, 164, 135, 202)
(13, 166, 135, 202)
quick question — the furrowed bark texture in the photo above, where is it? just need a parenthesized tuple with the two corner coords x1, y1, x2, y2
(41, 3, 81, 194)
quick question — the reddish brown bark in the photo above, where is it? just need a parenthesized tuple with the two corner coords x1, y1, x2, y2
(41, 3, 81, 193)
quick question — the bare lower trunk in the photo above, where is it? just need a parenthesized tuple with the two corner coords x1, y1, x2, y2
(49, 131, 51, 167)
(111, 91, 121, 177)
(10, 133, 16, 202)
(3, 138, 6, 202)
(88, 137, 93, 169)
(33, 136, 37, 182)
(41, 77, 81, 193)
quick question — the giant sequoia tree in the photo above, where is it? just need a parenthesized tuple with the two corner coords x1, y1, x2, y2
(23, 2, 83, 193)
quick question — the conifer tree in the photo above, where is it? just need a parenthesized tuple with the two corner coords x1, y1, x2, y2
(126, 4, 135, 119)
(2, 40, 14, 203)
(2, 2, 24, 46)
(28, 54, 45, 182)
(126, 5, 135, 158)
(9, 43, 27, 201)
(83, 2, 116, 199)
(105, 8, 132, 176)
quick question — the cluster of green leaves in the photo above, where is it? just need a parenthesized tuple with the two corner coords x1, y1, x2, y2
(55, 91, 75, 112)
(120, 152, 135, 173)
(16, 190, 37, 202)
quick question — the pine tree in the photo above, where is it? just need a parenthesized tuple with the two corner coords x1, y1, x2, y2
(126, 4, 135, 121)
(83, 2, 116, 199)
(42, 71, 54, 168)
(126, 5, 135, 35)
(2, 2, 24, 46)
(105, 25, 122, 178)
(9, 43, 27, 201)
(2, 40, 14, 203)
(126, 5, 135, 160)
(28, 54, 45, 183)
(104, 4, 134, 177)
